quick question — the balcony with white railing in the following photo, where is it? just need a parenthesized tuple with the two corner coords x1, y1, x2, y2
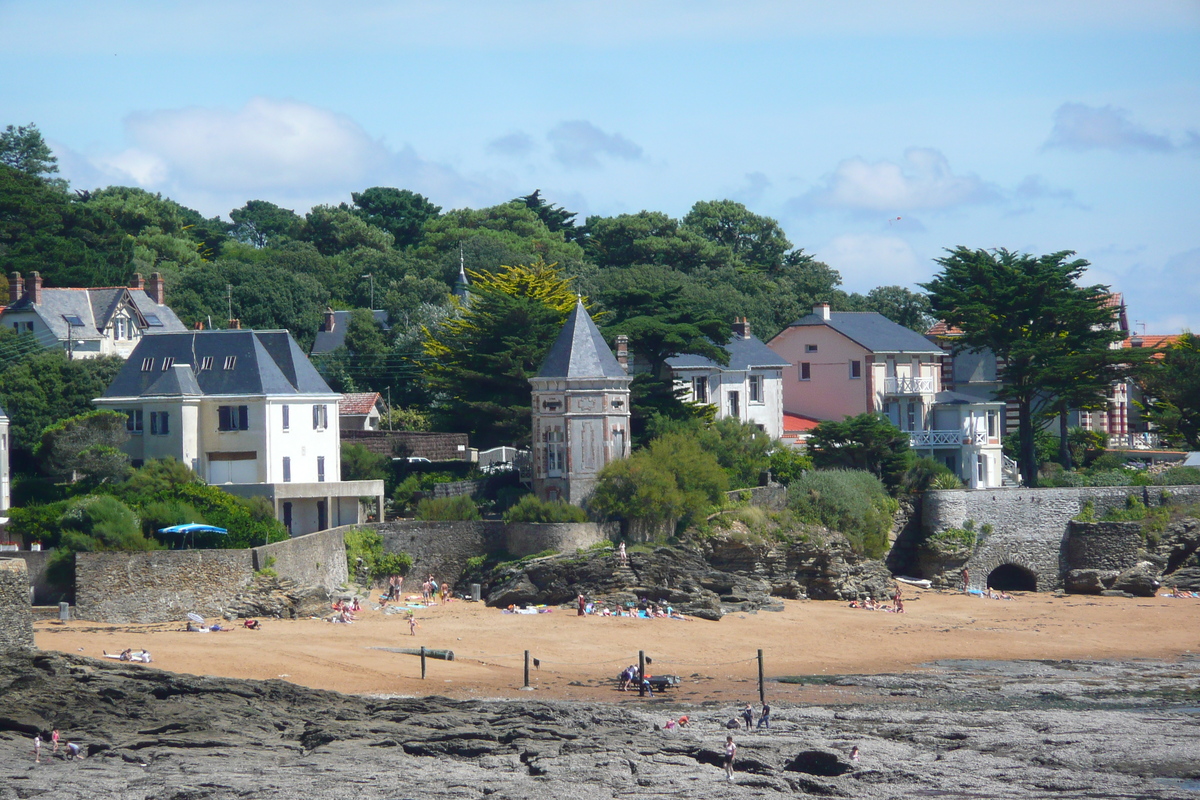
(909, 429, 989, 447)
(1106, 432, 1160, 450)
(884, 375, 935, 395)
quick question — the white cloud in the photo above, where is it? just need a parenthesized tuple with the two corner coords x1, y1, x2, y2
(58, 97, 513, 217)
(798, 148, 997, 213)
(487, 131, 537, 158)
(547, 121, 643, 169)
(1044, 103, 1174, 153)
(817, 234, 924, 291)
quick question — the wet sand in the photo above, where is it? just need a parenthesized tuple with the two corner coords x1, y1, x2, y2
(34, 589, 1200, 703)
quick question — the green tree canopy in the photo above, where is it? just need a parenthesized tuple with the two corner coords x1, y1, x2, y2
(229, 199, 302, 248)
(422, 260, 579, 448)
(351, 187, 441, 249)
(680, 199, 793, 273)
(808, 413, 912, 493)
(0, 123, 60, 180)
(1135, 333, 1200, 448)
(922, 247, 1124, 485)
(35, 410, 131, 483)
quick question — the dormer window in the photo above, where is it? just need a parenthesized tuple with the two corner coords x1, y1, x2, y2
(141, 358, 154, 372)
(200, 356, 214, 371)
(223, 356, 237, 370)
(161, 357, 174, 370)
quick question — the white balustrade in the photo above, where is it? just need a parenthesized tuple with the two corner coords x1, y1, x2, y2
(884, 375, 935, 395)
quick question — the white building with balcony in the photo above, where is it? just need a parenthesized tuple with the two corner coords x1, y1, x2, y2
(94, 329, 384, 535)
(769, 303, 1007, 488)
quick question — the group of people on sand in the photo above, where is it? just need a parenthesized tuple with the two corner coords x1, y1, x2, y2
(1166, 586, 1199, 598)
(421, 575, 452, 604)
(102, 648, 152, 663)
(379, 575, 405, 603)
(577, 594, 689, 620)
(329, 597, 361, 623)
(848, 583, 906, 613)
(31, 729, 84, 763)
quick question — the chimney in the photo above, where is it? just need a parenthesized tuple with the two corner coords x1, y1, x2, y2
(229, 319, 241, 330)
(1130, 337, 1143, 348)
(814, 302, 831, 321)
(8, 272, 23, 304)
(129, 272, 144, 291)
(146, 272, 165, 304)
(615, 334, 629, 371)
(323, 307, 336, 332)
(731, 317, 751, 340)
(28, 271, 42, 304)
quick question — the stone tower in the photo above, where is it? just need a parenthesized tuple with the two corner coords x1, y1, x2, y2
(530, 299, 632, 505)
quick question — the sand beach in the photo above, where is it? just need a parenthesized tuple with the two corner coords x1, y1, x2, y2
(34, 588, 1200, 701)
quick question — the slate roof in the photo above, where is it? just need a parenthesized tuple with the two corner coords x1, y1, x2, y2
(786, 311, 943, 355)
(2, 287, 185, 342)
(667, 333, 789, 372)
(102, 330, 335, 399)
(932, 390, 1004, 406)
(536, 300, 627, 379)
(339, 392, 382, 416)
(310, 310, 390, 355)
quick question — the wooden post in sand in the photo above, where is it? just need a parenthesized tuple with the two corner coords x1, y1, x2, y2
(638, 650, 646, 697)
(758, 649, 765, 704)
(420, 646, 426, 679)
(524, 650, 531, 688)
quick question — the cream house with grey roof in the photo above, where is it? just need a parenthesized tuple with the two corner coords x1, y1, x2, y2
(95, 329, 384, 535)
(2, 272, 186, 359)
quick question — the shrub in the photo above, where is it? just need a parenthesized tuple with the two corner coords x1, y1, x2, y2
(415, 495, 481, 521)
(1088, 452, 1126, 472)
(787, 469, 897, 558)
(58, 495, 159, 552)
(341, 443, 390, 482)
(768, 447, 812, 487)
(344, 527, 415, 580)
(929, 472, 964, 490)
(503, 494, 588, 523)
(904, 457, 960, 493)
(1085, 469, 1134, 487)
(809, 413, 911, 493)
(1155, 467, 1200, 485)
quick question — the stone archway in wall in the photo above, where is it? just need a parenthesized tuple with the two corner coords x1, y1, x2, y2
(986, 563, 1038, 592)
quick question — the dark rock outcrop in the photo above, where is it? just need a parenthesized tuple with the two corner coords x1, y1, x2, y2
(481, 529, 895, 619)
(1, 651, 1197, 799)
(1111, 561, 1161, 597)
(220, 577, 331, 620)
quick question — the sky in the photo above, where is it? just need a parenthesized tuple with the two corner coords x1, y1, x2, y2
(2, 0, 1198, 334)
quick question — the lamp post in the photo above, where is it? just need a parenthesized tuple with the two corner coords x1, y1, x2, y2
(361, 273, 374, 310)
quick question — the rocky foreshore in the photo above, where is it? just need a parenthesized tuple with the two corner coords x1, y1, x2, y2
(2, 650, 1198, 799)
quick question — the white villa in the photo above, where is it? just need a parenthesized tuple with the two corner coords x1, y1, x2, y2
(667, 318, 788, 439)
(94, 329, 384, 535)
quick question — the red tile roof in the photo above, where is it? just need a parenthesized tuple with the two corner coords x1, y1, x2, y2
(926, 320, 964, 337)
(338, 392, 382, 416)
(783, 412, 822, 433)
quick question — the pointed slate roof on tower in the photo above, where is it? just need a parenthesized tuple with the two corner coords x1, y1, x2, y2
(537, 299, 627, 379)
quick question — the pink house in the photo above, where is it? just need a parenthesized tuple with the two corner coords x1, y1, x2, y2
(768, 304, 1008, 488)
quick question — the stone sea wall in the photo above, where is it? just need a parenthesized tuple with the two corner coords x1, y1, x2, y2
(923, 485, 1200, 590)
(76, 550, 255, 624)
(504, 521, 616, 556)
(1066, 521, 1142, 572)
(252, 528, 347, 593)
(0, 558, 34, 650)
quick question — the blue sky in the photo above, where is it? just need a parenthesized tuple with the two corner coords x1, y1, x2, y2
(2, 1, 1198, 333)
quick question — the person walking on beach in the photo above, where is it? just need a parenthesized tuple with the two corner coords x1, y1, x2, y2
(757, 702, 771, 730)
(723, 734, 737, 781)
(33, 733, 41, 763)
(961, 567, 970, 593)
(51, 728, 59, 754)
(577, 593, 586, 616)
(742, 704, 754, 730)
(409, 615, 419, 636)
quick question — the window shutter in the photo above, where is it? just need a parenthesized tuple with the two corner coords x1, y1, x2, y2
(313, 405, 320, 429)
(219, 406, 231, 431)
(238, 405, 249, 430)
